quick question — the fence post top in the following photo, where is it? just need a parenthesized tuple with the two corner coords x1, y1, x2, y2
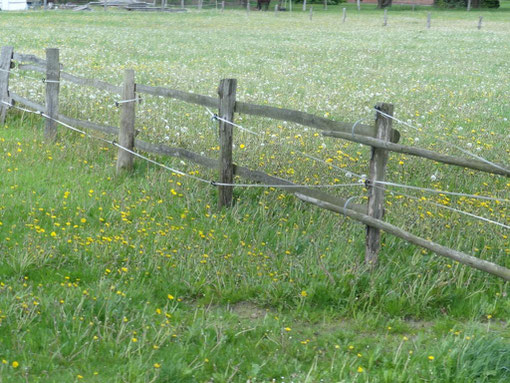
(218, 79, 237, 97)
(375, 103, 394, 113)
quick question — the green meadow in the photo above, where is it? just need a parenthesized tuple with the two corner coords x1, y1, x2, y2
(0, 4, 509, 382)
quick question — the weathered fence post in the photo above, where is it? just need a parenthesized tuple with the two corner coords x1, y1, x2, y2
(104, 0, 107, 11)
(365, 103, 393, 267)
(275, 3, 278, 14)
(427, 12, 431, 29)
(247, 0, 250, 14)
(478, 16, 483, 30)
(383, 9, 387, 26)
(303, 0, 306, 11)
(289, 0, 292, 12)
(357, 0, 360, 11)
(199, 0, 203, 11)
(342, 7, 346, 23)
(0, 46, 14, 126)
(217, 79, 237, 208)
(323, 0, 327, 10)
(44, 0, 47, 10)
(221, 0, 224, 11)
(44, 48, 60, 142)
(467, 0, 471, 11)
(116, 69, 136, 174)
(181, 0, 184, 8)
(309, 6, 313, 20)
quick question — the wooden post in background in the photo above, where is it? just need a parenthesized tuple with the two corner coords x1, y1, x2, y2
(427, 12, 431, 29)
(365, 103, 393, 267)
(309, 6, 313, 20)
(342, 8, 346, 23)
(478, 16, 483, 30)
(181, 0, 184, 8)
(383, 9, 387, 26)
(44, 48, 60, 142)
(217, 79, 237, 208)
(116, 69, 136, 174)
(289, 0, 292, 12)
(0, 46, 14, 126)
(467, 0, 471, 11)
(357, 0, 360, 11)
(323, 0, 327, 10)
(303, 0, 306, 11)
(221, 0, 224, 11)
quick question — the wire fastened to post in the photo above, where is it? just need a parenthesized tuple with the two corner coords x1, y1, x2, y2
(351, 118, 367, 136)
(114, 97, 142, 108)
(43, 79, 60, 84)
(205, 107, 258, 136)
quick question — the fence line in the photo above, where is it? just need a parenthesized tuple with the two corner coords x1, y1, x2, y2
(205, 106, 367, 180)
(2, 46, 509, 282)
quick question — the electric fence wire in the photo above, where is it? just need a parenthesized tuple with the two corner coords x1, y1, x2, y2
(1, 101, 366, 190)
(205, 107, 510, 204)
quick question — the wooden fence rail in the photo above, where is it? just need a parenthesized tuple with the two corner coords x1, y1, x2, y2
(2, 46, 509, 282)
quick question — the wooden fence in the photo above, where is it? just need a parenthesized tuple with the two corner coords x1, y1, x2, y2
(1, 46, 509, 281)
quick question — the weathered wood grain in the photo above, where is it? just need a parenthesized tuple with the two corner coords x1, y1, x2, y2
(218, 79, 237, 208)
(44, 48, 60, 142)
(116, 69, 136, 173)
(365, 103, 392, 267)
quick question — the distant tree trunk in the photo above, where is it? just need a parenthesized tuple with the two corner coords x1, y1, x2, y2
(377, 0, 392, 8)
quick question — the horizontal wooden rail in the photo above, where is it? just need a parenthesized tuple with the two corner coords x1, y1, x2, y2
(9, 92, 368, 215)
(236, 101, 400, 143)
(322, 130, 510, 178)
(11, 92, 119, 136)
(14, 59, 401, 143)
(13, 53, 63, 69)
(296, 194, 510, 282)
(13, 52, 48, 67)
(136, 83, 218, 109)
(18, 64, 123, 94)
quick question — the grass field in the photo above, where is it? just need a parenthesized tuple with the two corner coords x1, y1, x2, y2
(0, 4, 509, 382)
